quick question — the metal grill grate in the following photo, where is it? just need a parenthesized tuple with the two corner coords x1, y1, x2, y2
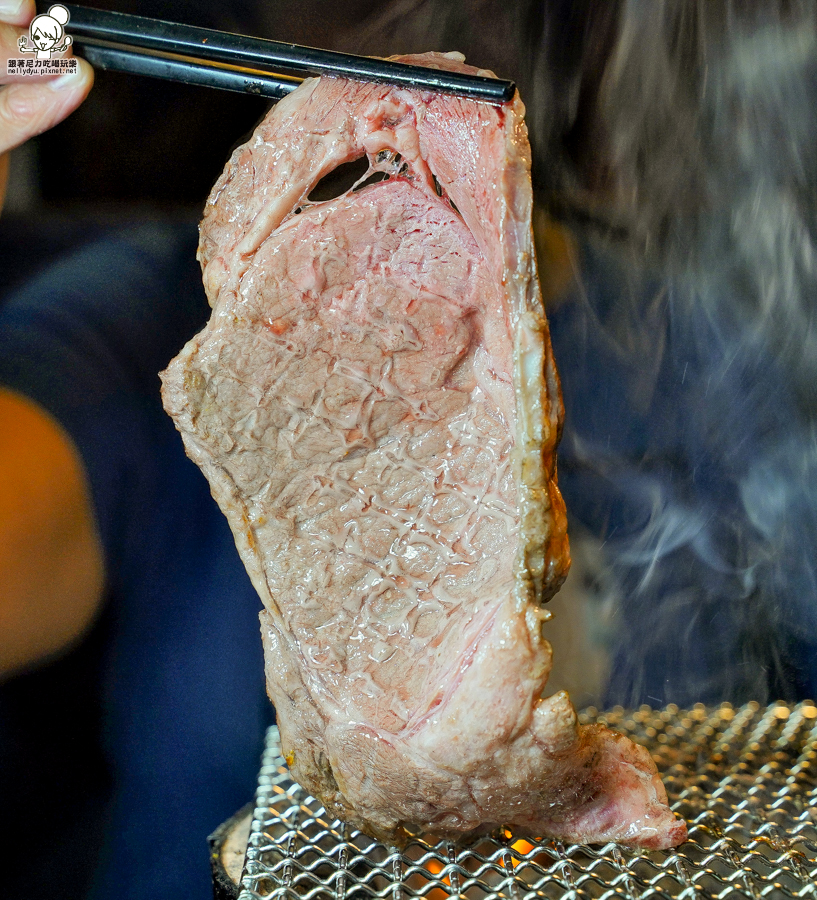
(239, 703, 817, 900)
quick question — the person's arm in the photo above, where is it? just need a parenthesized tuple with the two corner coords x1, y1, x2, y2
(0, 388, 104, 679)
(0, 2, 96, 677)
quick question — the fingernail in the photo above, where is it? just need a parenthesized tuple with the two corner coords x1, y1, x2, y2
(0, 0, 27, 18)
(47, 66, 83, 91)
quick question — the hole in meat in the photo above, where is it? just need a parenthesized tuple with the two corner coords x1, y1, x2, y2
(376, 150, 402, 166)
(431, 172, 460, 215)
(352, 170, 390, 192)
(307, 156, 370, 202)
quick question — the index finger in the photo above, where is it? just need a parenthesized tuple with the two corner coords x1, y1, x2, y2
(0, 0, 35, 28)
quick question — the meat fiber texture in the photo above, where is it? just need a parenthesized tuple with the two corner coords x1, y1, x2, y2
(161, 52, 687, 850)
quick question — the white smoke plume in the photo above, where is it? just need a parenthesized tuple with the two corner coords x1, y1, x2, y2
(357, 0, 817, 706)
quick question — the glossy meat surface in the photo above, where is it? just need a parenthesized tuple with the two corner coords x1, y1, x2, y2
(161, 53, 686, 849)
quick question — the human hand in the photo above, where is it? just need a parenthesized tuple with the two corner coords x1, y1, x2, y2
(0, 0, 93, 207)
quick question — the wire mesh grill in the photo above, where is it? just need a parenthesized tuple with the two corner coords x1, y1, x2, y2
(239, 703, 817, 900)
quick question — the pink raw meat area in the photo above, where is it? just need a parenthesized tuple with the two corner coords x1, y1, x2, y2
(160, 52, 687, 849)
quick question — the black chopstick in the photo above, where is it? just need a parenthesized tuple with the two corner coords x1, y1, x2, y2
(73, 39, 301, 101)
(62, 4, 516, 104)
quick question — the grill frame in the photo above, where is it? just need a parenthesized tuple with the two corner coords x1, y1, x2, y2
(238, 703, 817, 900)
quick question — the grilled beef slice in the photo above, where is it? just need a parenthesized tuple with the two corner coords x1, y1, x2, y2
(161, 53, 687, 849)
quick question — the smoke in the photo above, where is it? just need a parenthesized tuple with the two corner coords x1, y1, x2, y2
(551, 236, 817, 706)
(355, 0, 817, 706)
(548, 1, 817, 706)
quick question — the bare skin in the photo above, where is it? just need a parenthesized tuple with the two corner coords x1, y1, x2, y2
(0, 0, 93, 193)
(0, 389, 104, 679)
(0, 0, 101, 680)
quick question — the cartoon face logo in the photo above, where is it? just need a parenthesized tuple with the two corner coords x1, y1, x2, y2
(18, 5, 73, 60)
(32, 27, 58, 52)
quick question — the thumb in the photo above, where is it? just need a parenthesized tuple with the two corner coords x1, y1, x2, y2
(0, 56, 93, 155)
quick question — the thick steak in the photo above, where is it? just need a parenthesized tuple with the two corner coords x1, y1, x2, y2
(161, 52, 686, 849)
